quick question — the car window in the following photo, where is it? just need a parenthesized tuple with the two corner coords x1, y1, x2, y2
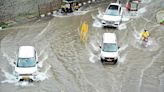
(102, 43, 117, 52)
(17, 57, 36, 67)
(108, 5, 118, 10)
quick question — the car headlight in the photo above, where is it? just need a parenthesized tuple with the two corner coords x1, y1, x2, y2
(101, 20, 106, 23)
(114, 21, 120, 24)
(114, 57, 118, 60)
(100, 55, 105, 59)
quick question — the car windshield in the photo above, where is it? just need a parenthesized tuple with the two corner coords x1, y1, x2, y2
(102, 43, 117, 52)
(105, 10, 119, 16)
(17, 57, 36, 67)
(105, 5, 119, 16)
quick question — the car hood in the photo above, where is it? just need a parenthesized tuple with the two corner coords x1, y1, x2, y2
(102, 15, 121, 21)
(15, 66, 37, 74)
(101, 51, 118, 58)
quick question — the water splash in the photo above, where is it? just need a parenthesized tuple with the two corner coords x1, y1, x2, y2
(118, 23, 127, 30)
(118, 54, 127, 64)
(90, 41, 99, 52)
(117, 44, 128, 64)
(118, 44, 128, 52)
(38, 54, 48, 68)
(1, 70, 18, 84)
(1, 65, 51, 86)
(91, 14, 97, 20)
(141, 0, 152, 4)
(53, 10, 89, 17)
(122, 16, 130, 22)
(3, 53, 15, 67)
(137, 7, 147, 16)
(87, 45, 97, 63)
(89, 52, 96, 63)
(97, 8, 104, 20)
(122, 7, 131, 21)
(133, 30, 159, 51)
(1, 70, 33, 86)
(133, 29, 142, 44)
(15, 81, 33, 87)
(35, 65, 51, 81)
(92, 8, 104, 28)
(92, 20, 103, 28)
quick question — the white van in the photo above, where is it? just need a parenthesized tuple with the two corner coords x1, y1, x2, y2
(14, 46, 38, 81)
(100, 33, 119, 64)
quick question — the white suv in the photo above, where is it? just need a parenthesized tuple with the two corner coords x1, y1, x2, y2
(14, 46, 38, 81)
(100, 33, 119, 64)
(101, 3, 123, 28)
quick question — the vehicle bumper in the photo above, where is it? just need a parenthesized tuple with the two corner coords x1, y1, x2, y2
(101, 21, 119, 27)
(101, 57, 118, 64)
(17, 75, 37, 81)
(104, 58, 117, 62)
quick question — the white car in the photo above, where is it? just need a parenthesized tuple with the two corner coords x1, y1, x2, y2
(101, 3, 123, 28)
(100, 33, 119, 64)
(14, 46, 38, 81)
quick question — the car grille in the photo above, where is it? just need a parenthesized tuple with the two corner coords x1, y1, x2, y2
(107, 21, 114, 24)
(19, 74, 32, 76)
(105, 57, 114, 60)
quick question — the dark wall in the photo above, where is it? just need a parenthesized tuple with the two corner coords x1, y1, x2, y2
(0, 0, 62, 22)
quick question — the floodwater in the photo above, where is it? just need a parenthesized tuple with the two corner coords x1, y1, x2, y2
(0, 0, 164, 92)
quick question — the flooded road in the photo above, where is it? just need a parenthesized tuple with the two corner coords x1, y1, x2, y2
(0, 0, 164, 92)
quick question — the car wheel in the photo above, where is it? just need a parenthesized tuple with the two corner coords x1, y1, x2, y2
(29, 79, 33, 82)
(101, 58, 104, 63)
(119, 20, 122, 24)
(19, 79, 24, 81)
(113, 59, 118, 65)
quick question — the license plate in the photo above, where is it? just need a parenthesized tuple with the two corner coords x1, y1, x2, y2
(107, 59, 112, 61)
(22, 76, 30, 80)
(108, 21, 114, 24)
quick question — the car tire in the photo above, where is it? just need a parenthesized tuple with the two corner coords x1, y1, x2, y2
(113, 59, 118, 65)
(101, 58, 104, 63)
(19, 79, 24, 81)
(29, 79, 33, 82)
(119, 20, 122, 24)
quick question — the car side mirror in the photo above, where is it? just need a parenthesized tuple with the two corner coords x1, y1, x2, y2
(14, 62, 16, 64)
(99, 46, 101, 48)
(118, 46, 120, 49)
(36, 62, 39, 64)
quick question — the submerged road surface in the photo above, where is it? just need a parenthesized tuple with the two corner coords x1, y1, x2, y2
(0, 0, 164, 92)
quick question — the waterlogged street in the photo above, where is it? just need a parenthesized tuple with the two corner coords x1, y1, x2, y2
(0, 0, 164, 92)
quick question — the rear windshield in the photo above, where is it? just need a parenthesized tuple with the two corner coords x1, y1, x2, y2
(17, 57, 36, 67)
(105, 10, 119, 16)
(105, 5, 119, 16)
(108, 5, 118, 10)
